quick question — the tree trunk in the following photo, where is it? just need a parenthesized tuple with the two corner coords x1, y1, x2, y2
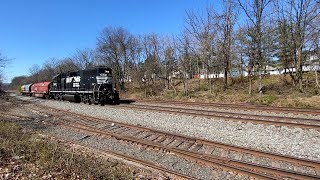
(298, 75, 303, 91)
(186, 79, 188, 96)
(258, 72, 263, 95)
(209, 78, 212, 93)
(315, 70, 319, 88)
(249, 75, 252, 95)
(297, 48, 303, 92)
(183, 78, 188, 95)
(224, 68, 228, 91)
(170, 79, 177, 94)
(144, 83, 147, 98)
(210, 78, 214, 94)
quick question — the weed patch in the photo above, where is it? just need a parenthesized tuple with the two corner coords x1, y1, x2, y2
(0, 122, 135, 179)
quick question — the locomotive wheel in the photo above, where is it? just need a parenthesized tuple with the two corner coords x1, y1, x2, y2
(114, 91, 120, 105)
(44, 94, 49, 99)
(54, 94, 59, 100)
(100, 98, 105, 106)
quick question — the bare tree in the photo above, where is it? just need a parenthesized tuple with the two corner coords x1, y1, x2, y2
(97, 26, 138, 90)
(236, 0, 274, 95)
(97, 27, 123, 86)
(56, 58, 80, 73)
(72, 48, 96, 70)
(185, 6, 220, 93)
(218, 0, 237, 90)
(126, 35, 144, 87)
(311, 29, 320, 89)
(276, 0, 319, 91)
(37, 58, 61, 81)
(177, 31, 195, 95)
(162, 37, 178, 91)
(28, 64, 41, 83)
(141, 33, 162, 83)
(135, 33, 164, 97)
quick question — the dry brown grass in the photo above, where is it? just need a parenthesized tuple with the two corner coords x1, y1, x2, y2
(0, 122, 136, 179)
(121, 73, 320, 108)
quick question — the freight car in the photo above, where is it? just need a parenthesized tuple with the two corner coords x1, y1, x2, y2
(31, 82, 51, 98)
(50, 66, 120, 105)
(20, 83, 33, 96)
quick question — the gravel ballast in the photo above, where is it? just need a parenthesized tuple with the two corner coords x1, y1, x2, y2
(13, 95, 320, 161)
(2, 114, 246, 179)
(134, 102, 320, 120)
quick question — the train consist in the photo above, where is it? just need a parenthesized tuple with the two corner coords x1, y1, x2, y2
(20, 66, 120, 105)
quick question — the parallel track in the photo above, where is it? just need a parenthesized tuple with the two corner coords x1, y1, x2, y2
(136, 99, 320, 116)
(29, 105, 320, 179)
(120, 103, 320, 130)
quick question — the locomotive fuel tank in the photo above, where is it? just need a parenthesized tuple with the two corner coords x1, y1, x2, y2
(62, 94, 81, 103)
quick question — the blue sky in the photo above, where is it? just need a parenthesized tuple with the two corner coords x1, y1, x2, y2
(0, 0, 223, 83)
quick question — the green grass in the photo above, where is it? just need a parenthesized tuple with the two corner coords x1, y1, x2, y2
(0, 122, 135, 179)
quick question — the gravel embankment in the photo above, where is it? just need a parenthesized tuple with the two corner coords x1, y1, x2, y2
(13, 95, 320, 161)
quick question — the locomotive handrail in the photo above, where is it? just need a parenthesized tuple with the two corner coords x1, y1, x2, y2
(92, 84, 96, 100)
(98, 84, 102, 99)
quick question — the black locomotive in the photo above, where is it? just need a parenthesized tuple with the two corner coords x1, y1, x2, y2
(50, 66, 120, 105)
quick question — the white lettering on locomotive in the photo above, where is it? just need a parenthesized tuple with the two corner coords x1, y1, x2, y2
(96, 76, 112, 84)
(73, 82, 80, 87)
(66, 76, 81, 83)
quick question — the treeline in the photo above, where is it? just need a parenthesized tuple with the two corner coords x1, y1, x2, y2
(11, 0, 319, 94)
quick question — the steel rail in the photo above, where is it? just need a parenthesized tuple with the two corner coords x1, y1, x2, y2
(34, 105, 320, 172)
(0, 109, 196, 179)
(129, 103, 320, 123)
(59, 121, 275, 180)
(58, 118, 319, 180)
(136, 99, 320, 115)
(32, 105, 320, 180)
(120, 104, 320, 130)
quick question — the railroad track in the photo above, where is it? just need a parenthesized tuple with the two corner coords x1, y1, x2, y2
(136, 99, 320, 116)
(0, 111, 195, 180)
(119, 103, 320, 130)
(28, 105, 320, 179)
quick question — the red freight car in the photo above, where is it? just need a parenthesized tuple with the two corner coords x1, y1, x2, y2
(31, 82, 52, 98)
